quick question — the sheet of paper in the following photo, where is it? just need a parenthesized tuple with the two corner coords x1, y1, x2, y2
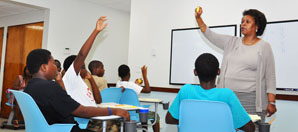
(97, 103, 143, 110)
(249, 114, 261, 122)
(91, 115, 122, 120)
(139, 98, 162, 103)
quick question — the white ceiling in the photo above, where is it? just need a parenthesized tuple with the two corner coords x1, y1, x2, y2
(0, 0, 44, 18)
(86, 0, 131, 13)
(0, 0, 131, 18)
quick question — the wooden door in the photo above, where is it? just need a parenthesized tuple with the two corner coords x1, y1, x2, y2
(0, 22, 43, 118)
(0, 28, 3, 66)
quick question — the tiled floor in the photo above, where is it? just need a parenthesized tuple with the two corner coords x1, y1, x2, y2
(0, 117, 25, 132)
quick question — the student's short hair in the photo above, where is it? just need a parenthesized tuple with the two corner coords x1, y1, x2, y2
(26, 49, 52, 75)
(88, 60, 103, 73)
(118, 64, 130, 78)
(54, 59, 61, 68)
(195, 53, 219, 82)
(243, 9, 267, 36)
(63, 55, 76, 72)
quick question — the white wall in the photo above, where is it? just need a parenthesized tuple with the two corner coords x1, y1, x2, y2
(129, 0, 298, 88)
(9, 0, 130, 83)
(129, 0, 298, 131)
(0, 0, 129, 104)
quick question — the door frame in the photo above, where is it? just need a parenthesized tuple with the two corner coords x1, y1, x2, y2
(0, 9, 49, 106)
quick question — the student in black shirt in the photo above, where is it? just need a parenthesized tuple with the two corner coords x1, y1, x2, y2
(24, 49, 130, 132)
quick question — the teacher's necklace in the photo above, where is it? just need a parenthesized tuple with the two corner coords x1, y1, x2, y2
(243, 37, 258, 46)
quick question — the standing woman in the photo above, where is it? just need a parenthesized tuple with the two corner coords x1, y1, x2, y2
(195, 7, 277, 121)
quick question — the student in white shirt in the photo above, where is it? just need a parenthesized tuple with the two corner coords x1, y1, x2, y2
(116, 64, 161, 132)
(116, 64, 151, 94)
(62, 16, 107, 107)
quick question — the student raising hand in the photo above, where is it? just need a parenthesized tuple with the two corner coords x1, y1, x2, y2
(73, 16, 108, 74)
(141, 65, 147, 78)
(141, 65, 151, 93)
(96, 16, 108, 32)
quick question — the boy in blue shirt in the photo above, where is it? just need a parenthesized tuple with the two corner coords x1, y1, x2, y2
(166, 53, 255, 132)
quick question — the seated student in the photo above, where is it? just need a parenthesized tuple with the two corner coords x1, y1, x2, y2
(87, 60, 108, 91)
(24, 49, 130, 132)
(78, 64, 102, 104)
(165, 53, 255, 132)
(11, 66, 31, 128)
(116, 64, 160, 132)
(116, 64, 151, 94)
(62, 16, 108, 106)
(83, 62, 117, 132)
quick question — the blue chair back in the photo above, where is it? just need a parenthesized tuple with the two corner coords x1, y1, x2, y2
(101, 87, 123, 103)
(179, 99, 235, 132)
(119, 89, 141, 121)
(119, 89, 141, 106)
(10, 90, 75, 132)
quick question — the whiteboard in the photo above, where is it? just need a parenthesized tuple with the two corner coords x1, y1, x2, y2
(260, 20, 298, 89)
(170, 25, 237, 85)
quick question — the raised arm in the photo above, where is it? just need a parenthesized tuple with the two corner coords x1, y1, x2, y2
(195, 6, 207, 33)
(73, 16, 108, 74)
(140, 65, 151, 93)
(194, 6, 235, 50)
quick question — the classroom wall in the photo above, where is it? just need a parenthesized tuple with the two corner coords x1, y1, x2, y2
(129, 0, 298, 131)
(1, 0, 297, 131)
(0, 0, 130, 103)
(9, 0, 130, 83)
(129, 0, 298, 88)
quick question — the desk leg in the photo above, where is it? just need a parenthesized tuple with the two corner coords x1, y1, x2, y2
(102, 121, 107, 132)
(151, 102, 158, 126)
(120, 121, 124, 132)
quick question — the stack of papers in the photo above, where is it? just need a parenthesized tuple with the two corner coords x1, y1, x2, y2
(139, 98, 162, 102)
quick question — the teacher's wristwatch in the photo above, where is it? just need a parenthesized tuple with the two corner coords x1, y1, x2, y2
(269, 102, 276, 106)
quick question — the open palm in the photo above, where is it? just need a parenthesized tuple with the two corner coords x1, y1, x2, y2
(96, 16, 108, 32)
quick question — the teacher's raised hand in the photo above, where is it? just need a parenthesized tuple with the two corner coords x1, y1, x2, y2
(195, 6, 203, 18)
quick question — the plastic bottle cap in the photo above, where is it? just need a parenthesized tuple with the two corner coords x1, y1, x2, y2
(139, 108, 149, 113)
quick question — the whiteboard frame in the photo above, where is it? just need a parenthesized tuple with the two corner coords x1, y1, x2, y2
(169, 25, 237, 85)
(240, 19, 298, 90)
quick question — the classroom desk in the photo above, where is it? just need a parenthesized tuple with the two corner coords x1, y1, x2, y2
(138, 98, 162, 126)
(97, 102, 145, 111)
(96, 102, 146, 132)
